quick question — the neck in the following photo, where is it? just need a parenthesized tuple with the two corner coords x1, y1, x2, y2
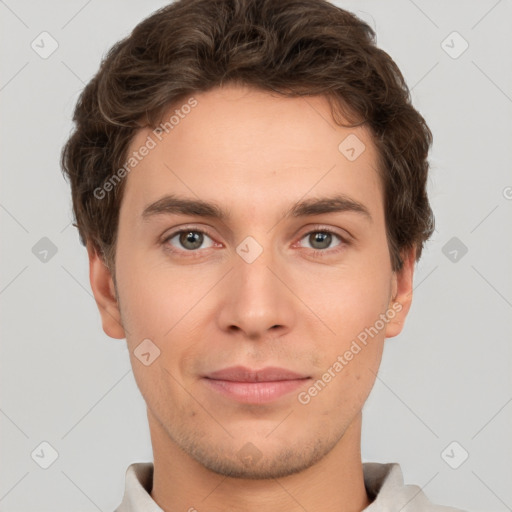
(149, 411, 371, 512)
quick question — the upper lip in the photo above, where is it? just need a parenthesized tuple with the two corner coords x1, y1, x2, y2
(204, 366, 309, 382)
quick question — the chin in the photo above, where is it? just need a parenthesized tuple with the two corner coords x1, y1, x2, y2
(179, 431, 340, 480)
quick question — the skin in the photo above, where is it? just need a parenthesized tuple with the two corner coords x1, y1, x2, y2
(88, 84, 416, 512)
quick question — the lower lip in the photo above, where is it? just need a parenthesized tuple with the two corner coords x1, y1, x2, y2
(203, 378, 309, 404)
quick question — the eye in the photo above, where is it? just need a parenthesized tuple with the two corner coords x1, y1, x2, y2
(299, 229, 344, 252)
(164, 229, 216, 252)
(161, 226, 348, 257)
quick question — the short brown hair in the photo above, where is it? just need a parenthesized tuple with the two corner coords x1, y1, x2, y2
(61, 0, 434, 274)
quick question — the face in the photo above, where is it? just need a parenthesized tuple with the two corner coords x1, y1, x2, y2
(89, 84, 415, 479)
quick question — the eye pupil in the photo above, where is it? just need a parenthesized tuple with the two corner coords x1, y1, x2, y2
(171, 230, 338, 254)
(310, 232, 332, 250)
(180, 231, 203, 250)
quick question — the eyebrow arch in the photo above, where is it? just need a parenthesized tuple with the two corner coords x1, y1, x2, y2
(141, 193, 372, 223)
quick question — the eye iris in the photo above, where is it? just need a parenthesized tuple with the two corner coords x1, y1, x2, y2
(310, 232, 331, 250)
(180, 231, 203, 250)
(175, 231, 335, 251)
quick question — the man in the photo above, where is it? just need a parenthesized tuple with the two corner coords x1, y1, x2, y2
(61, 0, 464, 510)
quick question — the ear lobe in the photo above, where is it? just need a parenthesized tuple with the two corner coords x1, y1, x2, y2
(87, 243, 126, 340)
(385, 247, 416, 339)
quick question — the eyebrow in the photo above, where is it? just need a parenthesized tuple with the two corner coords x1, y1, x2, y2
(141, 193, 372, 223)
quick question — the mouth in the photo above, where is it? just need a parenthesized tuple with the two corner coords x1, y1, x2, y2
(202, 366, 311, 404)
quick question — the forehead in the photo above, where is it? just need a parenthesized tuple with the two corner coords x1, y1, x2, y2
(120, 85, 383, 225)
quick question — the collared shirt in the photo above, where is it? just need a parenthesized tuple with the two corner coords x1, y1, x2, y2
(114, 461, 465, 512)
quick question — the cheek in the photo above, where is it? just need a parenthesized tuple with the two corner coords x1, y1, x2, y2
(299, 260, 392, 342)
(116, 249, 194, 337)
(298, 305, 385, 416)
(116, 254, 220, 385)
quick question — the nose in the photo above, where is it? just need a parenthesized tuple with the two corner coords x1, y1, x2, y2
(216, 245, 296, 341)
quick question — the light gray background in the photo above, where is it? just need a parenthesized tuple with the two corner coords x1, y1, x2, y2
(1, 1, 511, 511)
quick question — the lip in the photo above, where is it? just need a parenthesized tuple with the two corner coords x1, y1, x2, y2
(203, 366, 311, 404)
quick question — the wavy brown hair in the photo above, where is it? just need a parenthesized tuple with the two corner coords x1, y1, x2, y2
(61, 0, 434, 274)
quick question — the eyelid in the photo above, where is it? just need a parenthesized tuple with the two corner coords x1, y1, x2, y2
(295, 224, 352, 245)
(292, 230, 348, 259)
(161, 225, 219, 246)
(161, 223, 352, 254)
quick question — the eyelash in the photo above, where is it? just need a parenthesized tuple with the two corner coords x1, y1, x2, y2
(161, 226, 350, 259)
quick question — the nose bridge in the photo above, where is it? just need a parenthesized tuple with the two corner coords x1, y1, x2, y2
(236, 242, 277, 298)
(217, 236, 295, 337)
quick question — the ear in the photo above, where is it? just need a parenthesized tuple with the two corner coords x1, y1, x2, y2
(385, 246, 416, 339)
(87, 242, 126, 339)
